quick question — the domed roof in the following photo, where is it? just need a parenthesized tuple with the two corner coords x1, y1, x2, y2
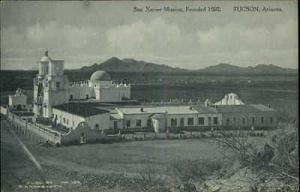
(40, 51, 51, 62)
(40, 56, 51, 62)
(90, 70, 111, 82)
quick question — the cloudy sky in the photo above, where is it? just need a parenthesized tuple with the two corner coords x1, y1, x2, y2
(1, 1, 298, 70)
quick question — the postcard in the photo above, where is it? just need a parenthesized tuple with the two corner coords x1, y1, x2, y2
(1, 1, 298, 192)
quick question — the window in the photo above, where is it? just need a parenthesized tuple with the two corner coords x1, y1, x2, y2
(136, 120, 142, 127)
(56, 82, 60, 88)
(63, 117, 66, 123)
(252, 117, 255, 125)
(198, 117, 204, 125)
(242, 118, 246, 125)
(86, 94, 89, 99)
(261, 117, 264, 124)
(208, 117, 212, 125)
(114, 121, 118, 129)
(270, 117, 273, 124)
(213, 117, 218, 125)
(126, 120, 131, 128)
(180, 118, 185, 126)
(72, 121, 74, 126)
(171, 118, 177, 126)
(95, 124, 99, 129)
(66, 119, 69, 125)
(69, 94, 73, 101)
(188, 118, 194, 126)
(226, 118, 230, 126)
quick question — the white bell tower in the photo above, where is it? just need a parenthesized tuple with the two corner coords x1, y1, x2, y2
(33, 51, 69, 118)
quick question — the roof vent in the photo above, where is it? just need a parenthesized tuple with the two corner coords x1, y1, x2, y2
(140, 107, 144, 112)
(189, 106, 193, 110)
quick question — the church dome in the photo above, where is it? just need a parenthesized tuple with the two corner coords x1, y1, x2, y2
(40, 51, 51, 62)
(40, 56, 51, 62)
(90, 71, 111, 82)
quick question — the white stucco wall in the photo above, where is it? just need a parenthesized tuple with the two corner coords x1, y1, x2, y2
(196, 113, 221, 126)
(69, 85, 95, 100)
(122, 113, 151, 128)
(110, 119, 123, 129)
(167, 114, 198, 127)
(52, 108, 110, 130)
(84, 113, 110, 131)
(49, 60, 64, 76)
(214, 93, 245, 105)
(8, 94, 27, 108)
(52, 108, 85, 129)
(95, 86, 131, 102)
(116, 111, 222, 130)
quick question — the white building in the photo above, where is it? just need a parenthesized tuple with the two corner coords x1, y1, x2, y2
(214, 93, 245, 105)
(50, 103, 221, 133)
(22, 52, 277, 143)
(8, 88, 28, 110)
(52, 103, 110, 131)
(111, 105, 220, 132)
(33, 51, 130, 118)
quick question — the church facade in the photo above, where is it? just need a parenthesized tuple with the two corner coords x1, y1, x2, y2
(33, 51, 130, 118)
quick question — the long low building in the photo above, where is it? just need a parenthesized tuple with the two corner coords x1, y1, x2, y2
(215, 104, 277, 128)
(50, 101, 277, 134)
(111, 105, 220, 132)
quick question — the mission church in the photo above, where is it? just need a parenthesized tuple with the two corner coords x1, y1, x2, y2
(33, 51, 131, 118)
(3, 52, 277, 144)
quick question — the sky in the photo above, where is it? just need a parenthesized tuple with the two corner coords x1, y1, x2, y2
(1, 1, 298, 70)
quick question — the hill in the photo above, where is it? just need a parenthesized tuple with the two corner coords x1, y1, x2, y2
(201, 63, 297, 75)
(80, 57, 188, 73)
(79, 57, 297, 75)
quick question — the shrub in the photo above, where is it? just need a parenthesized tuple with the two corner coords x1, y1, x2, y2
(171, 159, 223, 182)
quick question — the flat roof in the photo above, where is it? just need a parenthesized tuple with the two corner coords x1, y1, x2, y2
(251, 104, 276, 112)
(116, 105, 199, 115)
(53, 103, 110, 117)
(215, 104, 276, 113)
(191, 104, 218, 114)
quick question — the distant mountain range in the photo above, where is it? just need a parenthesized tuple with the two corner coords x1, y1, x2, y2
(79, 57, 297, 75)
(80, 57, 187, 73)
(199, 63, 297, 74)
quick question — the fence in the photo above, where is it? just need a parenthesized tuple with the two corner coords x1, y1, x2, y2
(6, 110, 62, 144)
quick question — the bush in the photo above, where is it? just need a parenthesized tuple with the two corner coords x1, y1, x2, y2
(171, 159, 223, 182)
(214, 123, 299, 185)
(270, 126, 299, 180)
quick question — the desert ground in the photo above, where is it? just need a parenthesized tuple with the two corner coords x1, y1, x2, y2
(1, 118, 270, 192)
